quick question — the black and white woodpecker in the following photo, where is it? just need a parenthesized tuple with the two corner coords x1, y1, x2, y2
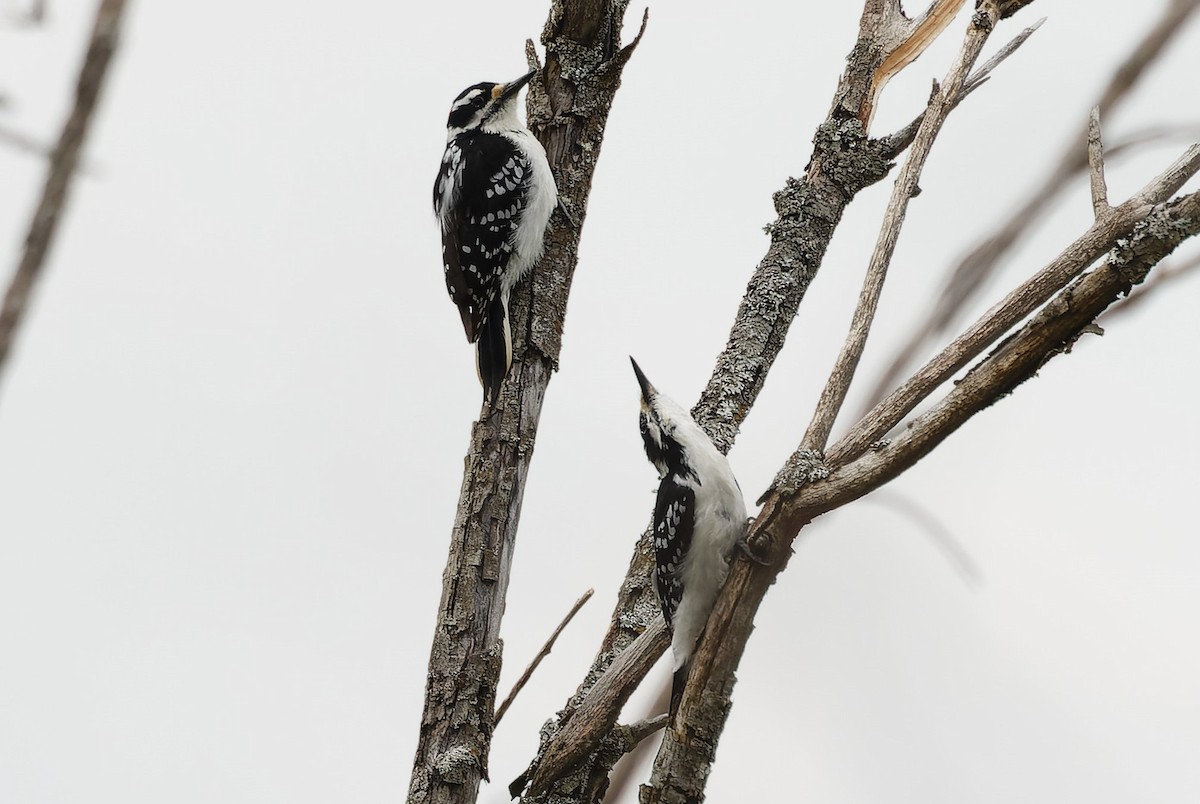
(433, 70, 558, 405)
(631, 357, 748, 718)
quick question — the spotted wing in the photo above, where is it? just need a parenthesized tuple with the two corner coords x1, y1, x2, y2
(433, 132, 530, 342)
(652, 476, 695, 631)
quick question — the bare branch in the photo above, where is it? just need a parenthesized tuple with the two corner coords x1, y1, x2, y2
(797, 190, 1200, 518)
(0, 0, 126, 396)
(1088, 106, 1110, 217)
(662, 188, 1200, 804)
(882, 16, 1045, 157)
(617, 715, 668, 749)
(1097, 250, 1200, 321)
(406, 3, 645, 801)
(823, 141, 1200, 471)
(866, 0, 968, 129)
(801, 2, 1003, 455)
(516, 621, 669, 798)
(494, 589, 595, 727)
(862, 0, 1200, 413)
(518, 3, 1051, 800)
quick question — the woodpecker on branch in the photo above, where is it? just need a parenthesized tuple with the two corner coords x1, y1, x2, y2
(632, 357, 747, 719)
(433, 70, 557, 405)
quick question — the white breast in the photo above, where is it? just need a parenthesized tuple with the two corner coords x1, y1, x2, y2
(498, 128, 557, 294)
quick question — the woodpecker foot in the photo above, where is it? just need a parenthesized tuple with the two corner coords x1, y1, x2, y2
(557, 197, 578, 229)
(737, 536, 771, 566)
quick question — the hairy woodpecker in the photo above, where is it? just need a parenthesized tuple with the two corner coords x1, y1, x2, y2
(433, 70, 557, 405)
(631, 357, 747, 718)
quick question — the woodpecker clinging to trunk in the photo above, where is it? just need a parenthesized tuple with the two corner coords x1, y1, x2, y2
(631, 357, 747, 718)
(433, 70, 557, 405)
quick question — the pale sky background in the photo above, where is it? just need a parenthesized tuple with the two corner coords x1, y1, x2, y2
(1, 1, 1198, 802)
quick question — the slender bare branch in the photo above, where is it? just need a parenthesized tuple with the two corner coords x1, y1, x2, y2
(1088, 106, 1110, 217)
(862, 0, 1200, 412)
(618, 715, 668, 746)
(801, 3, 1002, 455)
(797, 190, 1200, 518)
(658, 188, 1200, 804)
(0, 0, 127, 396)
(882, 16, 1045, 157)
(820, 141, 1200, 471)
(495, 589, 595, 727)
(865, 0, 968, 129)
(516, 621, 669, 798)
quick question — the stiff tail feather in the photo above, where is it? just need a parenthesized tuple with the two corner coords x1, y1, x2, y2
(475, 294, 512, 406)
(668, 663, 688, 725)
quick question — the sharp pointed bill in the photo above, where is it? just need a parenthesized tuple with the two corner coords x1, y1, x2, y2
(433, 71, 558, 405)
(631, 359, 748, 718)
(630, 355, 656, 403)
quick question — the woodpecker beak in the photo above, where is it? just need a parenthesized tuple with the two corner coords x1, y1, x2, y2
(494, 70, 536, 105)
(630, 356, 657, 404)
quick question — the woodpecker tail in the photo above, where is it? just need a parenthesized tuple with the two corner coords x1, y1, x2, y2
(476, 294, 512, 406)
(668, 664, 688, 725)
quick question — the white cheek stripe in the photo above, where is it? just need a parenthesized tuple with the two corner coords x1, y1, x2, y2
(450, 89, 483, 111)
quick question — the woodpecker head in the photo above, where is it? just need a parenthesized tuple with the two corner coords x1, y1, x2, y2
(445, 70, 535, 139)
(631, 357, 696, 482)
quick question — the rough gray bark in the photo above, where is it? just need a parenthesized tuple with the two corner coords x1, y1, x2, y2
(0, 0, 127, 396)
(637, 186, 1200, 804)
(641, 158, 1200, 804)
(639, 5, 1006, 800)
(512, 1, 1200, 801)
(405, 3, 644, 803)
(512, 3, 988, 800)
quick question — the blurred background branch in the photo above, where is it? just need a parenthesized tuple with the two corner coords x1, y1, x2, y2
(0, 0, 125, 396)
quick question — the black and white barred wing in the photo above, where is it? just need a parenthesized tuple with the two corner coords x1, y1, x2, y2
(653, 476, 695, 631)
(432, 132, 531, 342)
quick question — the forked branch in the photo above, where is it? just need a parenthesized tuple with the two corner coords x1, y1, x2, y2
(801, 2, 1004, 455)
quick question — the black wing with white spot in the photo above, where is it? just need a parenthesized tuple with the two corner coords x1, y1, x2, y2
(433, 131, 530, 342)
(652, 476, 695, 631)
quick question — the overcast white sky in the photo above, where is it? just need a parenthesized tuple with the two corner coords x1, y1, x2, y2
(1, 1, 1198, 802)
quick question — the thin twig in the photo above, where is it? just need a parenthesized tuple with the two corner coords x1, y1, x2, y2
(615, 714, 668, 746)
(0, 0, 127, 396)
(866, 0, 969, 129)
(494, 589, 594, 726)
(861, 0, 1200, 413)
(517, 620, 670, 798)
(801, 5, 1002, 453)
(1088, 106, 1110, 217)
(882, 16, 1045, 158)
